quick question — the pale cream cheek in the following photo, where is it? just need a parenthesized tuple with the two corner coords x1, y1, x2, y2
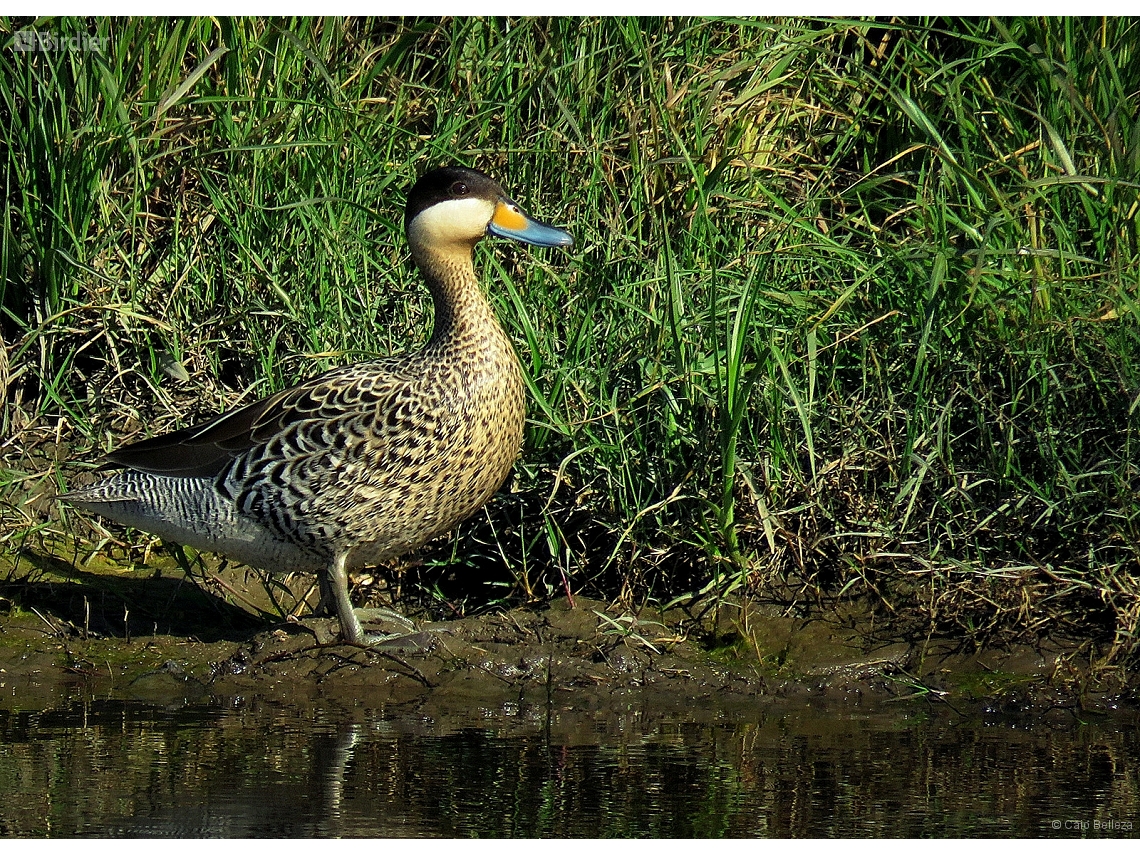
(408, 197, 495, 246)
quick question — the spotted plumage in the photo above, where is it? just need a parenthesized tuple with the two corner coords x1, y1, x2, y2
(63, 165, 573, 644)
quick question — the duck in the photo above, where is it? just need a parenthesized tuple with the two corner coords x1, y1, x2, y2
(63, 165, 574, 645)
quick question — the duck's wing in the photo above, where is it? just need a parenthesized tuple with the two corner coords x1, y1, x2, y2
(102, 386, 295, 479)
(102, 364, 392, 480)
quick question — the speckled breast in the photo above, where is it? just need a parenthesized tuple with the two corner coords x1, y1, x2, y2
(337, 335, 526, 566)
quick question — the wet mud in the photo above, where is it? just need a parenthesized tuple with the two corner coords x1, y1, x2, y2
(1, 548, 1131, 722)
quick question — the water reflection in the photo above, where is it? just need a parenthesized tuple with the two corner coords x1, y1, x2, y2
(0, 697, 1136, 837)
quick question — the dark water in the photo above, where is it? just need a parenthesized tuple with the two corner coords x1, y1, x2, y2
(0, 694, 1137, 838)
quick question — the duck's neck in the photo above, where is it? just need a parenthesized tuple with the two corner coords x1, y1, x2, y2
(412, 243, 509, 353)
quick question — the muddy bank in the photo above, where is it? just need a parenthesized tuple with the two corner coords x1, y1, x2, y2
(1, 549, 1132, 721)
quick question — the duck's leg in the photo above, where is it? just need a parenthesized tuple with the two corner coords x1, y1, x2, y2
(327, 551, 367, 644)
(325, 553, 418, 645)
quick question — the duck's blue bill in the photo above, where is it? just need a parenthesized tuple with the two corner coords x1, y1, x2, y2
(488, 201, 574, 247)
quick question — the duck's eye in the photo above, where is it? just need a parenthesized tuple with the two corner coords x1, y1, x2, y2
(450, 181, 470, 197)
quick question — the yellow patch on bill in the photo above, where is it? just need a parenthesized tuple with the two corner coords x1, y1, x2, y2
(492, 202, 528, 232)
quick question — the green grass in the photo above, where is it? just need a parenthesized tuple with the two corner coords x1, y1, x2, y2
(2, 17, 1138, 666)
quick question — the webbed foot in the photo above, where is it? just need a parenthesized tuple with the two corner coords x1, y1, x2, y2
(325, 555, 431, 649)
(360, 629, 437, 652)
(354, 606, 416, 634)
(356, 607, 432, 651)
